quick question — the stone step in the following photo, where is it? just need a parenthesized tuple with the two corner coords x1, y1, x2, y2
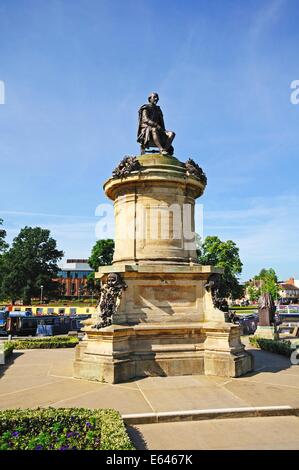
(122, 405, 299, 425)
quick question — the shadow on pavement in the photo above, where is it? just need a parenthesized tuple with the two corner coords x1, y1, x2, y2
(126, 425, 148, 450)
(243, 347, 292, 377)
(0, 351, 23, 379)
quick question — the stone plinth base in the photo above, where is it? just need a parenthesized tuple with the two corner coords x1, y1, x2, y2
(94, 263, 225, 324)
(254, 325, 279, 340)
(73, 323, 253, 384)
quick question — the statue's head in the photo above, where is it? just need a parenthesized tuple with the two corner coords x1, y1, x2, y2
(148, 92, 159, 105)
(107, 272, 120, 287)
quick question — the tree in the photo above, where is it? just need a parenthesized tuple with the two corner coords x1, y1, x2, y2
(0, 226, 63, 304)
(253, 268, 279, 299)
(197, 236, 243, 299)
(0, 219, 8, 300)
(83, 272, 101, 298)
(88, 239, 115, 271)
(254, 268, 278, 283)
(247, 285, 260, 302)
(0, 219, 8, 254)
(86, 239, 114, 297)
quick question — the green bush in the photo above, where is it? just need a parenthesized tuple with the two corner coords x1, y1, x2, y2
(4, 341, 14, 353)
(230, 306, 258, 312)
(11, 336, 79, 350)
(2, 341, 14, 358)
(0, 408, 135, 450)
(249, 337, 292, 357)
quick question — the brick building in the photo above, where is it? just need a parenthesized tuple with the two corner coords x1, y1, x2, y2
(56, 259, 93, 298)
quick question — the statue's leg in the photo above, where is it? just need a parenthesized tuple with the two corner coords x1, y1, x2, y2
(151, 128, 164, 153)
(168, 145, 174, 156)
(164, 131, 176, 152)
(140, 145, 145, 155)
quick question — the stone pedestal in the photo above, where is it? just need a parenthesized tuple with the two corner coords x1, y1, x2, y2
(107, 154, 203, 265)
(74, 154, 253, 383)
(254, 325, 279, 340)
(74, 322, 252, 383)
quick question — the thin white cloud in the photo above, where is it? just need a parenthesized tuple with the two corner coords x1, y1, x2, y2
(250, 0, 286, 42)
(205, 194, 299, 221)
(0, 209, 95, 219)
(202, 193, 299, 280)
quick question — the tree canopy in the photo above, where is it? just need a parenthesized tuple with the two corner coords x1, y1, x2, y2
(247, 285, 260, 302)
(86, 239, 115, 296)
(197, 236, 243, 299)
(0, 219, 8, 254)
(88, 239, 115, 271)
(0, 226, 63, 304)
(253, 268, 278, 283)
(251, 268, 279, 299)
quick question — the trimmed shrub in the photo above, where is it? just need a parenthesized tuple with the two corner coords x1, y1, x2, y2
(11, 336, 79, 350)
(230, 306, 258, 310)
(2, 341, 14, 359)
(0, 408, 135, 450)
(249, 336, 292, 357)
(4, 341, 14, 354)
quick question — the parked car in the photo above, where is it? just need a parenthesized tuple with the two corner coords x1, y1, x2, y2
(233, 313, 259, 335)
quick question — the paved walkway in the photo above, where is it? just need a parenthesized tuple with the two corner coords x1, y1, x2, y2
(1, 344, 299, 412)
(1, 343, 299, 449)
(128, 416, 299, 450)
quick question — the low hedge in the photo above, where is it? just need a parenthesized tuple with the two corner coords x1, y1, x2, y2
(0, 408, 135, 450)
(3, 341, 14, 357)
(0, 341, 14, 361)
(249, 336, 292, 357)
(230, 306, 258, 310)
(11, 336, 79, 350)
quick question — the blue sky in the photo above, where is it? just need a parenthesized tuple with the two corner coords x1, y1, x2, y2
(0, 0, 298, 281)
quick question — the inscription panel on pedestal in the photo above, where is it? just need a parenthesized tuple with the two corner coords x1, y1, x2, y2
(134, 285, 197, 307)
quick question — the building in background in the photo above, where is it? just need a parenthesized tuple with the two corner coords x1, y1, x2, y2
(245, 277, 299, 304)
(278, 277, 299, 303)
(282, 278, 299, 288)
(55, 259, 93, 298)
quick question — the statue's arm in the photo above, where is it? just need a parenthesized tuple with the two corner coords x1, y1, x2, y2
(141, 108, 160, 129)
(159, 109, 166, 130)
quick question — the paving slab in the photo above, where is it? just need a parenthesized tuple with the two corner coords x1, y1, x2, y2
(52, 385, 154, 414)
(222, 380, 299, 408)
(0, 378, 106, 409)
(135, 383, 247, 413)
(0, 375, 69, 396)
(136, 375, 227, 390)
(242, 370, 299, 388)
(277, 367, 299, 377)
(129, 416, 299, 450)
(253, 353, 292, 370)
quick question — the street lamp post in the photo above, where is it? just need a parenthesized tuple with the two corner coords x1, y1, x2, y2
(40, 285, 44, 304)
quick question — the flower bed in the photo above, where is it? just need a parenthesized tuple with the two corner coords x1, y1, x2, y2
(10, 336, 79, 349)
(0, 408, 135, 450)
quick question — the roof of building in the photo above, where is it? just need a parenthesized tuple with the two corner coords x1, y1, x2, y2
(278, 278, 299, 288)
(279, 283, 299, 291)
(59, 259, 93, 272)
(66, 259, 89, 264)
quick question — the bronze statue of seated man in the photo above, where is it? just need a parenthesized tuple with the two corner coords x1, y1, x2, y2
(137, 92, 175, 156)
